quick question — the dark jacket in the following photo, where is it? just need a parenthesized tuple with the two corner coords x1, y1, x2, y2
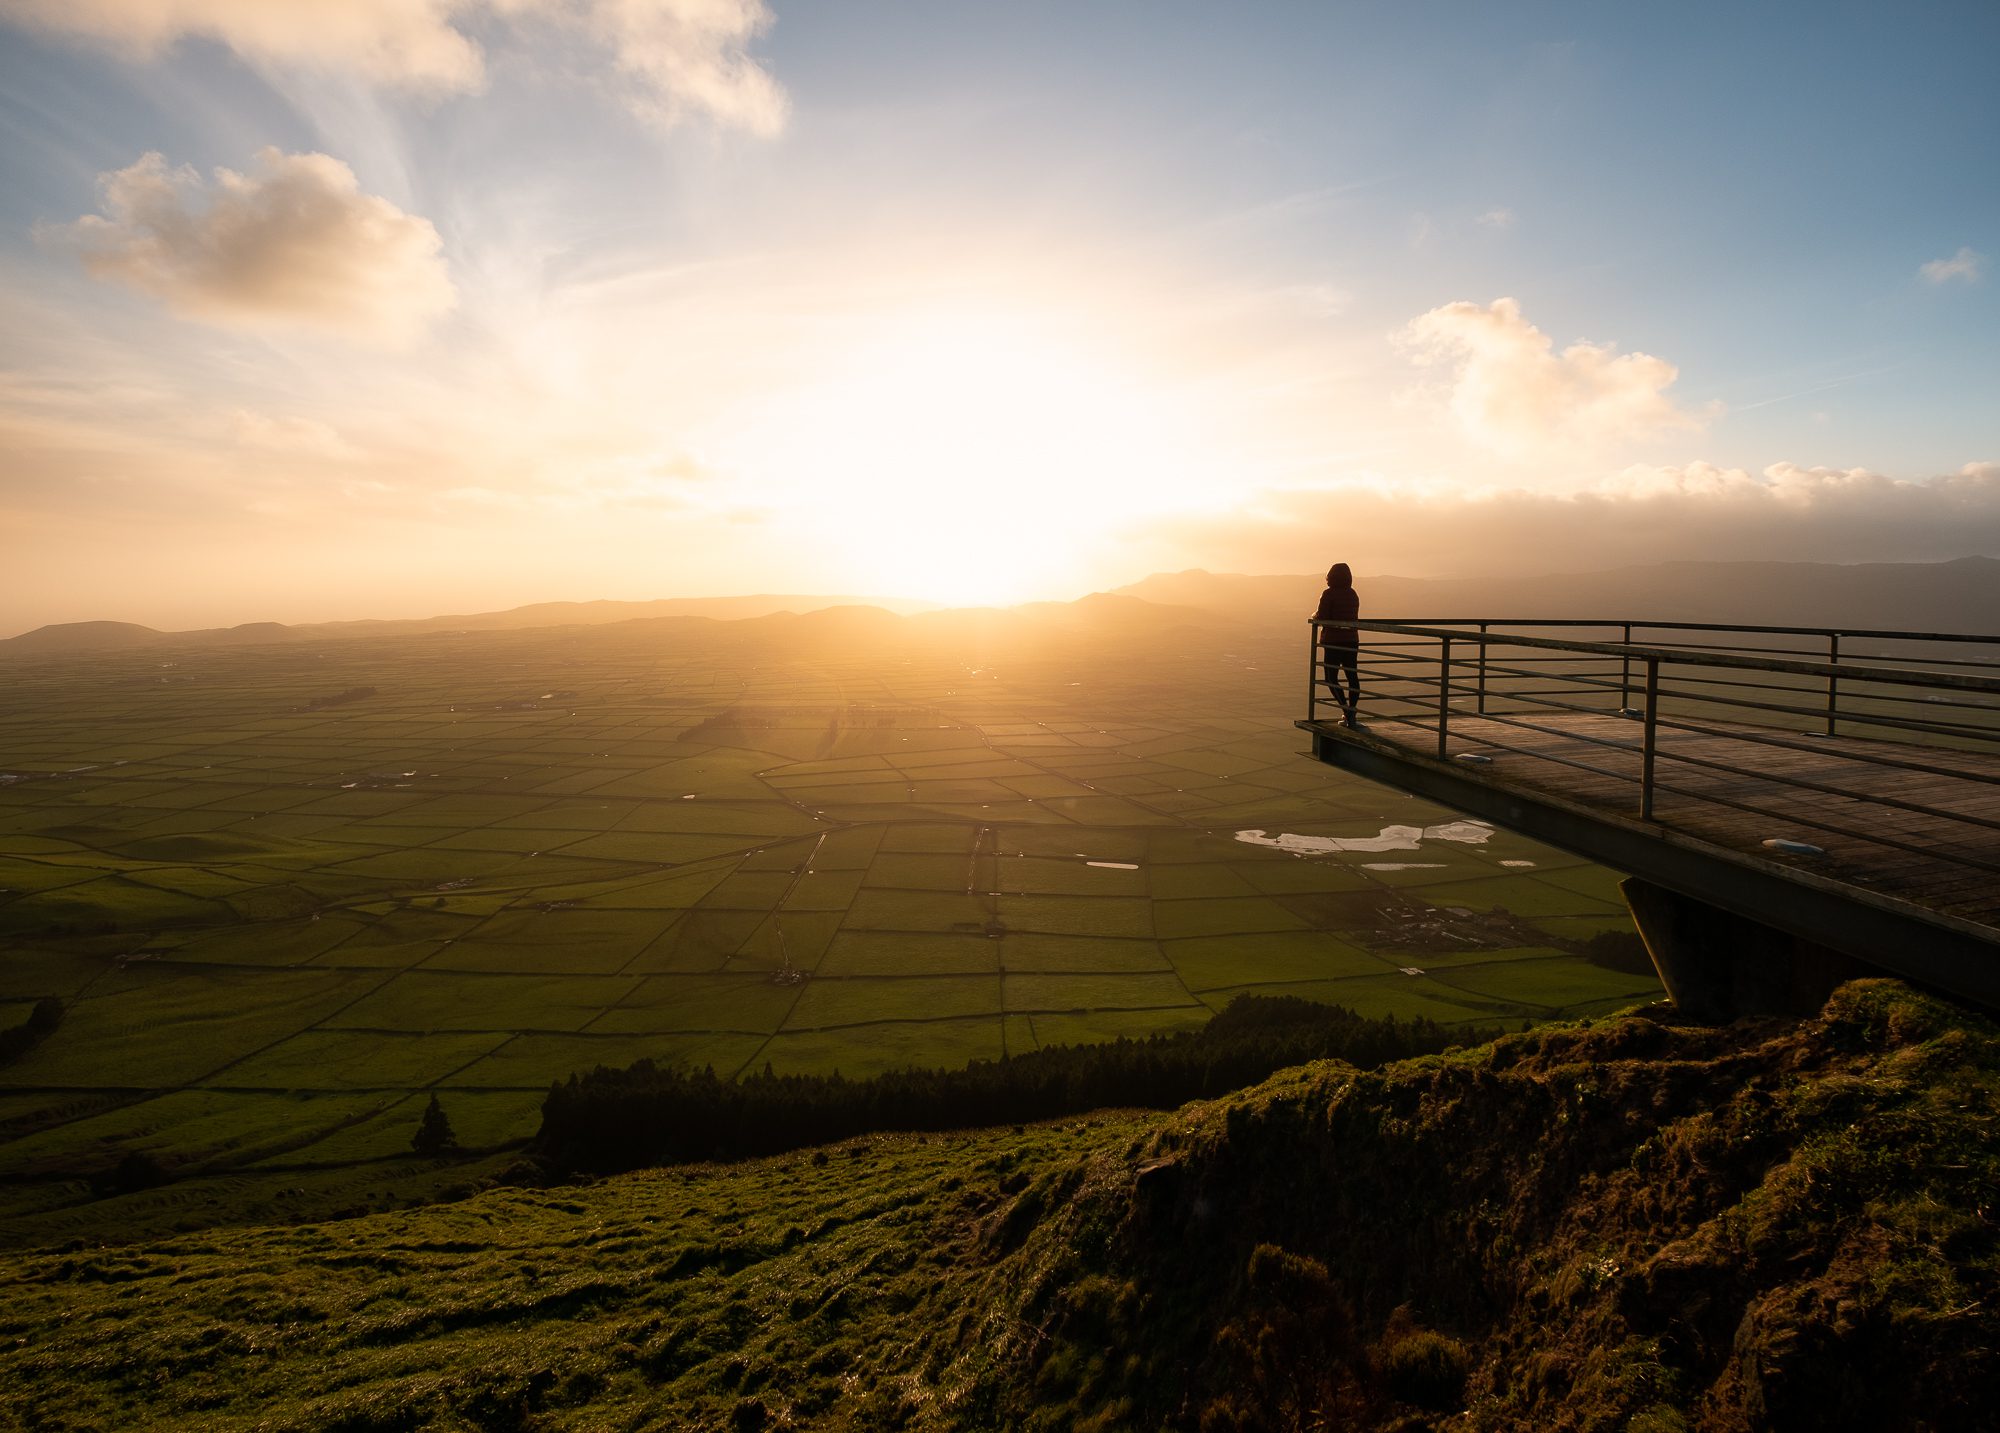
(1314, 576, 1359, 650)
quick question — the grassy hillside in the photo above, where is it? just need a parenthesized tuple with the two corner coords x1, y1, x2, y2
(2, 978, 1991, 1431)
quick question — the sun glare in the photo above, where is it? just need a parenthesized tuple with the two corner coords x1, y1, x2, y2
(735, 311, 1205, 604)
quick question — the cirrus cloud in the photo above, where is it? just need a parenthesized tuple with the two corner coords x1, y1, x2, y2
(1399, 297, 1713, 461)
(0, 0, 786, 133)
(43, 148, 457, 345)
(227, 408, 362, 460)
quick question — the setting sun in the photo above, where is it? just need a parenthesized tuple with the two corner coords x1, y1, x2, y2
(730, 310, 1211, 604)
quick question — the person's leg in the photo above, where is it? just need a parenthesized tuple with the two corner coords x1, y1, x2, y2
(1340, 652, 1360, 724)
(1321, 645, 1353, 716)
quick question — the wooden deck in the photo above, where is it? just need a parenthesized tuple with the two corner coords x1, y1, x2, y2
(1297, 709, 2000, 984)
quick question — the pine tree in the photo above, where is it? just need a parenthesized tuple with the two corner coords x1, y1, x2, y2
(411, 1093, 457, 1156)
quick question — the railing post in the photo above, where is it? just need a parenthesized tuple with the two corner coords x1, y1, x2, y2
(1826, 633, 1839, 737)
(1640, 657, 1660, 820)
(1620, 623, 1632, 712)
(1307, 622, 1317, 723)
(1437, 636, 1452, 759)
(1476, 622, 1488, 715)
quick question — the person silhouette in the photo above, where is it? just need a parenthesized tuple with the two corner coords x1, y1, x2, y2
(1314, 562, 1361, 727)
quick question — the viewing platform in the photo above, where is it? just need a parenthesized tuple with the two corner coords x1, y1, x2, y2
(1297, 619, 2000, 1017)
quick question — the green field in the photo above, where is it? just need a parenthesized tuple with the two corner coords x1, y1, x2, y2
(0, 615, 1658, 1243)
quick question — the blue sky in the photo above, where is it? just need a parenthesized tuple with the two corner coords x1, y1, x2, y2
(1, 0, 1995, 629)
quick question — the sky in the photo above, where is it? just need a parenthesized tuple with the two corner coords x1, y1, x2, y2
(1, 0, 1996, 632)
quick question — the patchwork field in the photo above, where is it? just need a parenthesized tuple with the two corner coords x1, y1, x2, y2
(0, 610, 1657, 1242)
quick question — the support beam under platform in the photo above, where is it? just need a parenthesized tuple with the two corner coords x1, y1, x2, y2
(1621, 878, 1872, 1021)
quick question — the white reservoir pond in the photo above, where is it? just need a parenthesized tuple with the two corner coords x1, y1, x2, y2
(1234, 821, 1496, 856)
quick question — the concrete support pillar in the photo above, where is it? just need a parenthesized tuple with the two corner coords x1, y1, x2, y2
(1622, 877, 1870, 1021)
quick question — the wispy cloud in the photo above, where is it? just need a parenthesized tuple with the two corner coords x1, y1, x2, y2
(41, 149, 456, 345)
(1919, 247, 1984, 285)
(1398, 297, 1712, 461)
(0, 0, 485, 88)
(1475, 207, 1515, 231)
(1730, 361, 1906, 414)
(1277, 283, 1353, 318)
(227, 408, 362, 460)
(579, 0, 788, 136)
(0, 0, 787, 133)
(1199, 178, 1401, 235)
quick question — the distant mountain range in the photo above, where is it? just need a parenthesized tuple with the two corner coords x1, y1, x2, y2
(6, 557, 1997, 656)
(0, 593, 941, 654)
(0, 588, 1228, 659)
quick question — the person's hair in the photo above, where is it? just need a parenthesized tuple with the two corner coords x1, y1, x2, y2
(1327, 562, 1352, 587)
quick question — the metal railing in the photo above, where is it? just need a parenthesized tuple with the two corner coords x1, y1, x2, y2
(1305, 619, 2000, 882)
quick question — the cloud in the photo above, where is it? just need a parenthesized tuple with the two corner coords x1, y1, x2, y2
(1399, 297, 1711, 460)
(1919, 247, 1984, 285)
(1475, 207, 1515, 230)
(573, 0, 788, 136)
(227, 409, 362, 460)
(0, 0, 786, 132)
(1135, 461, 2000, 576)
(0, 0, 484, 87)
(44, 149, 456, 344)
(653, 453, 713, 482)
(1277, 283, 1352, 317)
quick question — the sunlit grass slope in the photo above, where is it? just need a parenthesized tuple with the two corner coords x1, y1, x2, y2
(0, 980, 1992, 1431)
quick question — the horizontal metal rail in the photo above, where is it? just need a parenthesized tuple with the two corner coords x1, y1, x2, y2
(1316, 621, 2000, 694)
(1362, 617, 2000, 647)
(1304, 618, 2000, 932)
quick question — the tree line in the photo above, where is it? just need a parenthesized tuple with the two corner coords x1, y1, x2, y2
(531, 996, 1502, 1175)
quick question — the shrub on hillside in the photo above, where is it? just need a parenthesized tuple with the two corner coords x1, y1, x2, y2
(0, 997, 62, 1065)
(412, 1094, 459, 1157)
(1377, 1325, 1472, 1411)
(92, 1150, 168, 1197)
